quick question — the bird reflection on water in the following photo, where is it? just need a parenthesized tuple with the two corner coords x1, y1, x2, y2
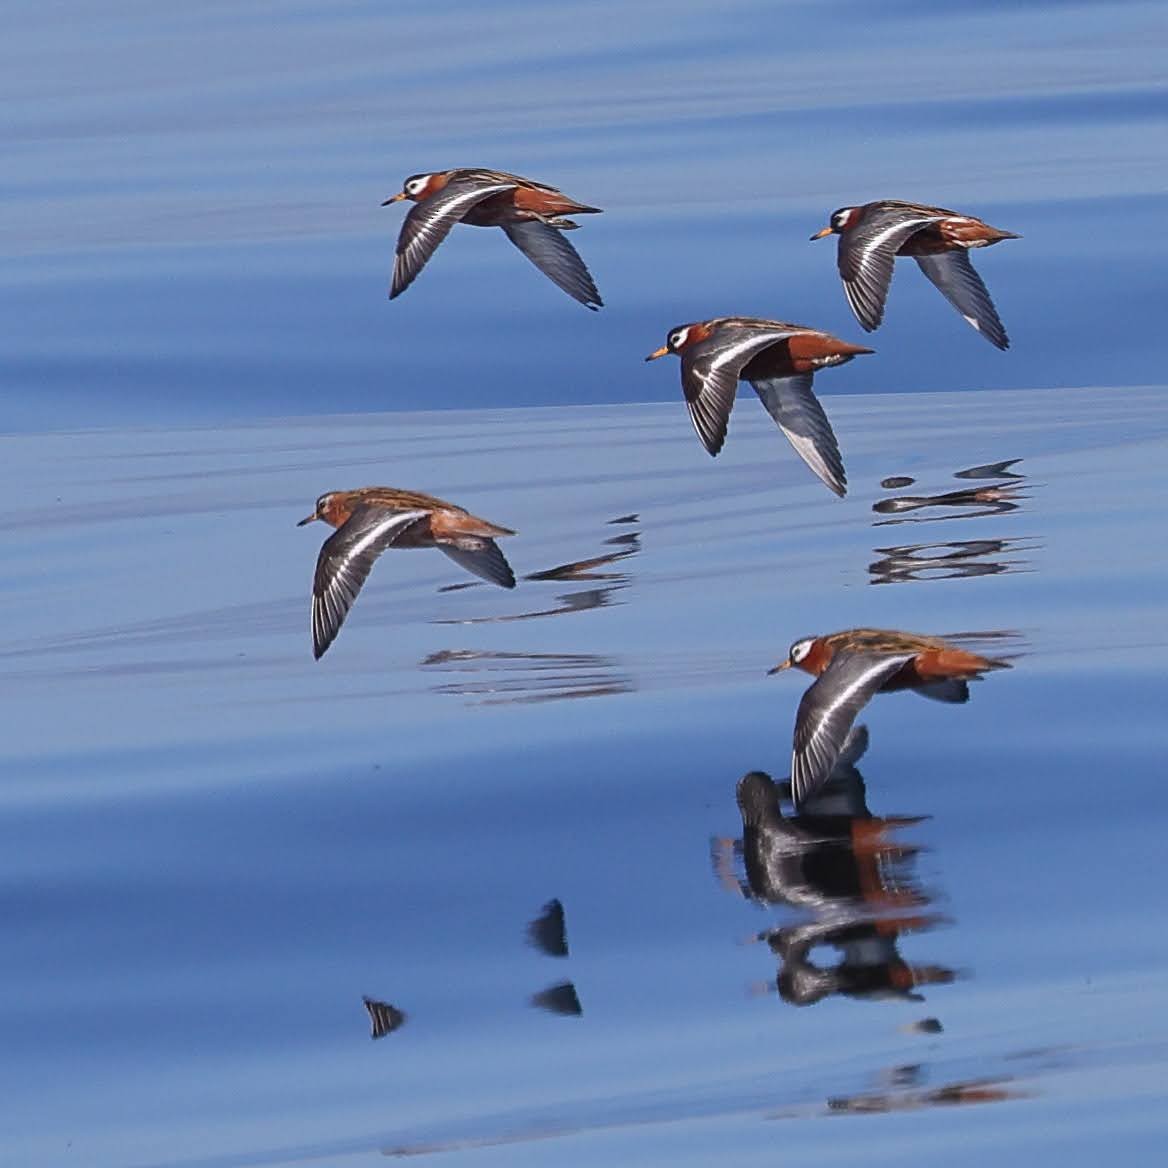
(872, 458, 1029, 525)
(868, 458, 1034, 583)
(434, 516, 639, 618)
(713, 729, 956, 1009)
(425, 517, 639, 703)
(869, 538, 1035, 585)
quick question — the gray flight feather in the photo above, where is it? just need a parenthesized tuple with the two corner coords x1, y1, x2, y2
(914, 251, 1009, 350)
(750, 373, 847, 496)
(501, 220, 603, 309)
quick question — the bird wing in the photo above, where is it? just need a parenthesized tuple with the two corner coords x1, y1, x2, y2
(749, 373, 847, 496)
(914, 251, 1009, 350)
(681, 324, 801, 456)
(438, 537, 516, 588)
(501, 220, 603, 309)
(311, 506, 429, 658)
(838, 208, 945, 331)
(791, 653, 914, 808)
(362, 997, 407, 1040)
(390, 179, 517, 299)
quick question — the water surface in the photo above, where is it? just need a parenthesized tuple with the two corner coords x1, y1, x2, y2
(2, 388, 1167, 1166)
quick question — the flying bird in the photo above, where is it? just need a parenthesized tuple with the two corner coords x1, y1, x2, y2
(298, 487, 516, 659)
(645, 316, 872, 496)
(382, 168, 603, 308)
(811, 200, 1018, 348)
(770, 629, 1010, 806)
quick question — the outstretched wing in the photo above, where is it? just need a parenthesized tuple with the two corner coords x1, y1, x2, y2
(438, 537, 516, 588)
(750, 373, 847, 496)
(391, 179, 516, 299)
(791, 653, 914, 808)
(681, 325, 801, 456)
(838, 208, 944, 331)
(915, 251, 1009, 350)
(501, 220, 603, 309)
(311, 506, 429, 658)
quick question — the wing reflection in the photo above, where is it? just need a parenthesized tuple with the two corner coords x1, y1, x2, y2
(713, 729, 957, 1009)
(422, 649, 633, 705)
(869, 538, 1035, 585)
(361, 996, 407, 1040)
(873, 459, 1029, 525)
(526, 898, 570, 958)
(828, 1076, 1021, 1113)
(530, 980, 584, 1017)
(433, 516, 640, 624)
(953, 458, 1025, 480)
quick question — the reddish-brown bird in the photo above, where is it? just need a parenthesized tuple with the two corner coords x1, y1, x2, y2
(811, 200, 1018, 349)
(298, 487, 516, 659)
(644, 316, 872, 496)
(382, 168, 603, 308)
(769, 629, 1010, 806)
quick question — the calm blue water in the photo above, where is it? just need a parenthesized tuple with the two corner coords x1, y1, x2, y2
(3, 3, 1168, 1166)
(2, 0, 1165, 429)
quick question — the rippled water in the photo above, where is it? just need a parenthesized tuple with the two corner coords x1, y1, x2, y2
(4, 2, 1168, 1165)
(3, 388, 1168, 1166)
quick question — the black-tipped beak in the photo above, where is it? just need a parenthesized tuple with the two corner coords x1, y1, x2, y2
(644, 346, 669, 362)
(381, 192, 407, 206)
(810, 226, 834, 241)
(767, 660, 792, 675)
(296, 513, 317, 527)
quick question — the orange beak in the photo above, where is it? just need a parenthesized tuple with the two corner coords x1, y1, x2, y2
(766, 660, 792, 675)
(810, 226, 834, 241)
(296, 512, 318, 527)
(644, 346, 669, 362)
(381, 192, 407, 206)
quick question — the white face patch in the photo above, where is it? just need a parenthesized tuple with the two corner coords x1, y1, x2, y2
(668, 326, 691, 351)
(789, 637, 814, 663)
(405, 175, 431, 196)
(832, 207, 857, 231)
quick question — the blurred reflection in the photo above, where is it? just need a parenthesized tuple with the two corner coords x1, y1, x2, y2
(904, 1016, 944, 1035)
(953, 458, 1024, 480)
(827, 1076, 1020, 1113)
(873, 459, 1028, 526)
(526, 898, 582, 1015)
(526, 898, 570, 957)
(873, 483, 1024, 522)
(530, 980, 584, 1017)
(869, 538, 1035, 585)
(525, 529, 640, 583)
(362, 996, 407, 1040)
(764, 913, 953, 1007)
(713, 729, 957, 1009)
(421, 648, 633, 705)
(434, 516, 640, 624)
